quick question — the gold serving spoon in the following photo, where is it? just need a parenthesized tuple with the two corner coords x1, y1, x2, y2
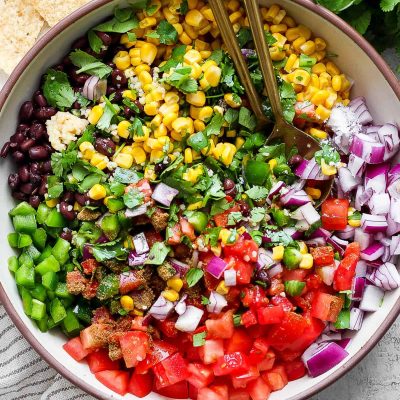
(209, 0, 333, 204)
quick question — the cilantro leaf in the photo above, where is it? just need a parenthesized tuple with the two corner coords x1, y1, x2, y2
(123, 187, 144, 208)
(149, 20, 178, 44)
(314, 144, 341, 166)
(94, 12, 139, 33)
(237, 27, 252, 47)
(239, 107, 257, 131)
(163, 66, 198, 94)
(97, 97, 119, 130)
(380, 0, 400, 11)
(201, 295, 210, 305)
(42, 69, 76, 110)
(145, 242, 170, 265)
(129, 117, 145, 137)
(88, 30, 103, 54)
(92, 241, 128, 262)
(69, 50, 112, 79)
(186, 268, 204, 287)
(203, 227, 222, 247)
(228, 211, 243, 226)
(159, 45, 186, 72)
(208, 49, 224, 64)
(316, 0, 357, 13)
(51, 149, 78, 177)
(224, 108, 239, 125)
(250, 207, 266, 224)
(245, 186, 269, 200)
(279, 80, 296, 123)
(204, 113, 224, 136)
(114, 167, 142, 184)
(179, 0, 189, 14)
(187, 131, 209, 152)
(266, 230, 294, 246)
(210, 198, 233, 216)
(193, 331, 206, 347)
(123, 98, 141, 114)
(265, 31, 278, 45)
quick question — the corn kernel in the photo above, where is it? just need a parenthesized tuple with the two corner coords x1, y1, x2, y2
(117, 120, 131, 139)
(144, 101, 159, 116)
(150, 150, 164, 163)
(284, 54, 298, 73)
(88, 184, 107, 200)
(45, 198, 58, 208)
(204, 65, 221, 87)
(321, 159, 337, 176)
(326, 61, 340, 76)
(114, 153, 134, 169)
(184, 148, 193, 164)
(298, 241, 308, 254)
(88, 105, 104, 125)
(185, 9, 205, 26)
(184, 49, 202, 65)
(194, 119, 206, 132)
(132, 147, 147, 164)
(140, 42, 157, 64)
(269, 158, 278, 171)
(172, 117, 194, 134)
(315, 104, 331, 121)
(224, 93, 241, 108)
(186, 91, 206, 107)
(285, 27, 300, 42)
(162, 289, 180, 302)
(167, 278, 184, 292)
(120, 33, 136, 48)
(332, 75, 342, 92)
(216, 281, 230, 295)
(292, 69, 310, 86)
(120, 295, 134, 311)
(311, 89, 330, 106)
(270, 47, 286, 61)
(348, 219, 361, 228)
(312, 62, 326, 75)
(113, 51, 131, 70)
(179, 32, 192, 45)
(309, 128, 328, 140)
(300, 253, 314, 269)
(91, 152, 108, 168)
(315, 37, 327, 51)
(235, 137, 245, 149)
(272, 245, 284, 261)
(187, 201, 203, 211)
(79, 141, 94, 154)
(305, 187, 322, 200)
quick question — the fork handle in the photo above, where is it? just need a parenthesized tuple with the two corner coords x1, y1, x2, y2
(208, 0, 268, 125)
(243, 0, 284, 121)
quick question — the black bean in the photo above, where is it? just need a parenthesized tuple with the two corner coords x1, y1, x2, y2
(75, 193, 87, 206)
(30, 162, 41, 174)
(53, 64, 65, 71)
(60, 229, 73, 242)
(20, 139, 36, 153)
(41, 160, 52, 173)
(29, 146, 49, 160)
(238, 200, 250, 217)
(95, 137, 116, 156)
(134, 99, 144, 112)
(29, 195, 41, 208)
(12, 151, 25, 163)
(72, 101, 81, 109)
(223, 178, 237, 196)
(18, 165, 30, 183)
(16, 123, 30, 135)
(123, 106, 134, 119)
(111, 69, 127, 86)
(33, 92, 47, 107)
(62, 191, 75, 204)
(70, 69, 90, 86)
(8, 173, 20, 190)
(43, 144, 53, 153)
(38, 176, 48, 196)
(30, 174, 42, 185)
(1, 142, 11, 158)
(106, 86, 116, 96)
(60, 201, 76, 221)
(113, 89, 123, 102)
(10, 132, 26, 144)
(225, 186, 237, 197)
(96, 31, 112, 46)
(19, 101, 34, 122)
(71, 37, 88, 50)
(12, 191, 27, 201)
(288, 154, 303, 166)
(20, 183, 34, 194)
(30, 122, 46, 141)
(34, 107, 57, 120)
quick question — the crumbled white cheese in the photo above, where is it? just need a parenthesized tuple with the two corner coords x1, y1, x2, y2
(46, 112, 89, 151)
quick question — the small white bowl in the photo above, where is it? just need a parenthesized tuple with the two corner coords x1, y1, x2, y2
(0, 1, 399, 399)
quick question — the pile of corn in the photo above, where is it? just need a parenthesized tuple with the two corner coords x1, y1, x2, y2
(80, 0, 352, 179)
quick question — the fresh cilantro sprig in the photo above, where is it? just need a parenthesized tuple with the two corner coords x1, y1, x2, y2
(147, 20, 178, 45)
(314, 143, 341, 166)
(163, 66, 198, 94)
(42, 69, 76, 110)
(69, 50, 112, 79)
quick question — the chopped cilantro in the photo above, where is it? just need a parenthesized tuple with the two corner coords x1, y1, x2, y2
(204, 227, 222, 247)
(208, 49, 224, 64)
(279, 80, 297, 123)
(76, 93, 91, 108)
(159, 45, 186, 72)
(179, 0, 189, 14)
(123, 187, 144, 209)
(186, 268, 204, 288)
(145, 242, 170, 265)
(129, 117, 145, 137)
(97, 98, 119, 130)
(250, 230, 263, 246)
(266, 231, 294, 247)
(237, 27, 252, 47)
(51, 149, 78, 177)
(123, 98, 140, 114)
(265, 31, 278, 45)
(245, 186, 269, 200)
(147, 20, 178, 44)
(42, 69, 76, 110)
(204, 113, 224, 136)
(233, 314, 242, 327)
(113, 167, 142, 184)
(193, 331, 206, 347)
(224, 108, 239, 125)
(201, 296, 210, 305)
(69, 50, 112, 79)
(47, 176, 64, 199)
(187, 131, 209, 152)
(239, 107, 257, 131)
(227, 211, 243, 226)
(250, 207, 266, 224)
(88, 30, 103, 54)
(163, 66, 198, 94)
(315, 144, 341, 166)
(126, 31, 137, 42)
(94, 9, 139, 33)
(210, 198, 233, 216)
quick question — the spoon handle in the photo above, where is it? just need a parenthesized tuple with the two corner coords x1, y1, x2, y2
(243, 0, 283, 121)
(208, 0, 268, 125)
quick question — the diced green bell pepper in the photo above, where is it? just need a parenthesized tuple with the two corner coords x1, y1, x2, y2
(32, 228, 47, 250)
(8, 256, 19, 273)
(45, 209, 66, 228)
(31, 299, 46, 321)
(51, 238, 71, 265)
(36, 318, 49, 333)
(187, 211, 208, 233)
(36, 245, 52, 264)
(9, 201, 36, 217)
(25, 244, 41, 263)
(12, 214, 37, 234)
(30, 284, 47, 302)
(18, 234, 33, 248)
(61, 309, 81, 336)
(47, 317, 61, 330)
(7, 233, 19, 248)
(283, 248, 303, 270)
(96, 274, 119, 301)
(50, 298, 67, 324)
(35, 255, 60, 275)
(36, 203, 51, 225)
(18, 252, 34, 268)
(42, 271, 58, 291)
(334, 309, 350, 329)
(245, 160, 270, 186)
(271, 208, 291, 228)
(101, 214, 120, 241)
(55, 282, 73, 300)
(106, 197, 125, 213)
(20, 287, 32, 316)
(15, 264, 35, 288)
(72, 302, 92, 325)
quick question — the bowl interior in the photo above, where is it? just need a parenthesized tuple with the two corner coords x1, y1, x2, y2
(0, 1, 399, 399)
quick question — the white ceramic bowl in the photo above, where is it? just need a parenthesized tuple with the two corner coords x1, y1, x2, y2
(0, 1, 399, 399)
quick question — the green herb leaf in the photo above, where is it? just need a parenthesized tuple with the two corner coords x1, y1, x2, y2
(88, 30, 103, 54)
(208, 49, 224, 64)
(224, 108, 239, 125)
(97, 97, 119, 130)
(187, 131, 209, 152)
(210, 198, 233, 216)
(145, 242, 170, 265)
(94, 12, 139, 33)
(227, 211, 243, 226)
(250, 207, 266, 224)
(284, 280, 306, 297)
(159, 45, 186, 72)
(204, 113, 224, 136)
(193, 331, 206, 347)
(123, 187, 144, 208)
(42, 69, 76, 109)
(237, 27, 252, 47)
(163, 66, 198, 94)
(314, 143, 341, 166)
(266, 230, 294, 246)
(69, 50, 112, 79)
(129, 117, 145, 137)
(203, 227, 222, 247)
(179, 0, 189, 14)
(152, 20, 178, 44)
(380, 0, 400, 12)
(51, 149, 78, 177)
(239, 107, 257, 131)
(113, 167, 143, 184)
(201, 295, 210, 305)
(245, 186, 268, 200)
(127, 31, 137, 42)
(186, 268, 204, 287)
(265, 31, 278, 45)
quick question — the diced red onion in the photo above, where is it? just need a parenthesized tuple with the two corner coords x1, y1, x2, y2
(336, 226, 355, 240)
(356, 261, 367, 277)
(350, 133, 385, 164)
(302, 342, 348, 378)
(170, 258, 190, 277)
(359, 284, 384, 312)
(354, 228, 372, 251)
(338, 167, 360, 193)
(125, 204, 148, 218)
(368, 262, 400, 291)
(316, 332, 342, 344)
(387, 215, 400, 236)
(390, 235, 400, 255)
(390, 197, 400, 224)
(283, 227, 304, 240)
(378, 123, 400, 152)
(349, 308, 364, 330)
(368, 193, 390, 216)
(355, 186, 373, 210)
(82, 244, 93, 260)
(306, 237, 327, 247)
(175, 294, 187, 316)
(267, 263, 283, 278)
(268, 181, 286, 199)
(256, 248, 274, 270)
(295, 219, 310, 232)
(310, 228, 332, 240)
(128, 251, 148, 266)
(347, 154, 366, 178)
(280, 189, 311, 207)
(336, 338, 351, 349)
(351, 277, 365, 300)
(364, 163, 389, 194)
(206, 256, 227, 279)
(361, 214, 388, 234)
(175, 305, 204, 332)
(224, 269, 237, 286)
(327, 236, 348, 256)
(294, 203, 321, 225)
(295, 158, 329, 181)
(132, 232, 149, 255)
(349, 97, 373, 125)
(360, 242, 385, 261)
(82, 76, 107, 101)
(317, 264, 336, 286)
(148, 295, 176, 320)
(151, 183, 179, 207)
(207, 291, 228, 314)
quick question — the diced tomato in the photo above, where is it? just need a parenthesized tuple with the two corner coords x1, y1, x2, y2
(131, 316, 148, 332)
(230, 389, 251, 400)
(257, 305, 285, 325)
(282, 268, 309, 282)
(344, 242, 361, 258)
(213, 352, 249, 376)
(87, 349, 120, 373)
(82, 279, 99, 300)
(187, 363, 215, 389)
(81, 258, 98, 275)
(206, 311, 234, 339)
(231, 258, 254, 285)
(231, 365, 260, 389)
(119, 331, 150, 368)
(225, 328, 253, 354)
(136, 340, 178, 374)
(156, 318, 179, 338)
(310, 246, 335, 267)
(257, 350, 276, 372)
(154, 381, 189, 399)
(333, 253, 359, 291)
(167, 223, 182, 245)
(179, 217, 196, 241)
(189, 383, 199, 400)
(262, 365, 288, 391)
(247, 377, 272, 400)
(202, 339, 224, 364)
(306, 273, 323, 290)
(144, 230, 163, 247)
(153, 352, 190, 389)
(295, 101, 316, 119)
(95, 370, 130, 396)
(251, 338, 269, 358)
(119, 270, 147, 294)
(214, 204, 241, 227)
(241, 310, 258, 327)
(284, 359, 307, 381)
(80, 323, 109, 350)
(128, 372, 153, 398)
(241, 285, 269, 308)
(63, 337, 91, 361)
(198, 384, 229, 400)
(311, 292, 344, 322)
(270, 295, 294, 312)
(223, 237, 259, 262)
(321, 198, 349, 231)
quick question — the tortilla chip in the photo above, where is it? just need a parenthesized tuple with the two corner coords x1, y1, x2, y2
(31, 0, 92, 27)
(0, 0, 44, 74)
